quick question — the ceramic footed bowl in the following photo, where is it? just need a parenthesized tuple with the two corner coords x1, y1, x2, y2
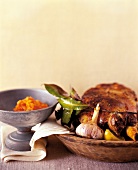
(0, 88, 57, 151)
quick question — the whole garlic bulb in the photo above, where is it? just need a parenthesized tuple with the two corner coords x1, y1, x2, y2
(75, 103, 104, 139)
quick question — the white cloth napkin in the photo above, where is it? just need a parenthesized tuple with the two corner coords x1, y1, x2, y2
(0, 118, 72, 162)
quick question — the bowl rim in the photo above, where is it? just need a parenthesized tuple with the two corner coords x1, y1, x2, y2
(0, 88, 58, 113)
(57, 134, 138, 147)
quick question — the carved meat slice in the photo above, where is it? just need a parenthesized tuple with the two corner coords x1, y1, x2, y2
(79, 83, 138, 136)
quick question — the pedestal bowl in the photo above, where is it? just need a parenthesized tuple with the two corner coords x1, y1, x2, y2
(0, 88, 57, 151)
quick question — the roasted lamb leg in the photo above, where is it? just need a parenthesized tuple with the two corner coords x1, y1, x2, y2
(79, 83, 138, 137)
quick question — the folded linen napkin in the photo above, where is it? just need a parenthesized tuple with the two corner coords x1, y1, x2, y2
(0, 118, 72, 162)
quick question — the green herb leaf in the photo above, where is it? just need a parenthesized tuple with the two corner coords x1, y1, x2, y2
(75, 110, 81, 115)
(44, 84, 68, 98)
(70, 87, 81, 100)
(58, 97, 88, 111)
(44, 83, 89, 127)
(62, 109, 73, 124)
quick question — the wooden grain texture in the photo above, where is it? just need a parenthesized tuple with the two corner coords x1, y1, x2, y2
(0, 135, 138, 170)
(57, 134, 138, 163)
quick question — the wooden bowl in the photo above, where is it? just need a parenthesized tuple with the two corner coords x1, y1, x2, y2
(56, 134, 138, 162)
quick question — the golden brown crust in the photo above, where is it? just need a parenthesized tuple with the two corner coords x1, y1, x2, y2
(82, 83, 137, 112)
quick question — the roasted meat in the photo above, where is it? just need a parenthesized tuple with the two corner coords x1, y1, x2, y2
(79, 83, 138, 137)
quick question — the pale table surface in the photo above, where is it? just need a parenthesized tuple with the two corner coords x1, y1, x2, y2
(0, 135, 138, 170)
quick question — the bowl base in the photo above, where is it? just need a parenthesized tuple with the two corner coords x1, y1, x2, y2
(5, 130, 34, 151)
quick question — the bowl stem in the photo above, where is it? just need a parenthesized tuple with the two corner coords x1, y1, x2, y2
(5, 127, 34, 151)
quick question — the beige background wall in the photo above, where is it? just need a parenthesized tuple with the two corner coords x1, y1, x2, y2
(0, 0, 138, 95)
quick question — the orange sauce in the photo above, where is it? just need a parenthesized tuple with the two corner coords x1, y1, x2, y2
(13, 96, 48, 111)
